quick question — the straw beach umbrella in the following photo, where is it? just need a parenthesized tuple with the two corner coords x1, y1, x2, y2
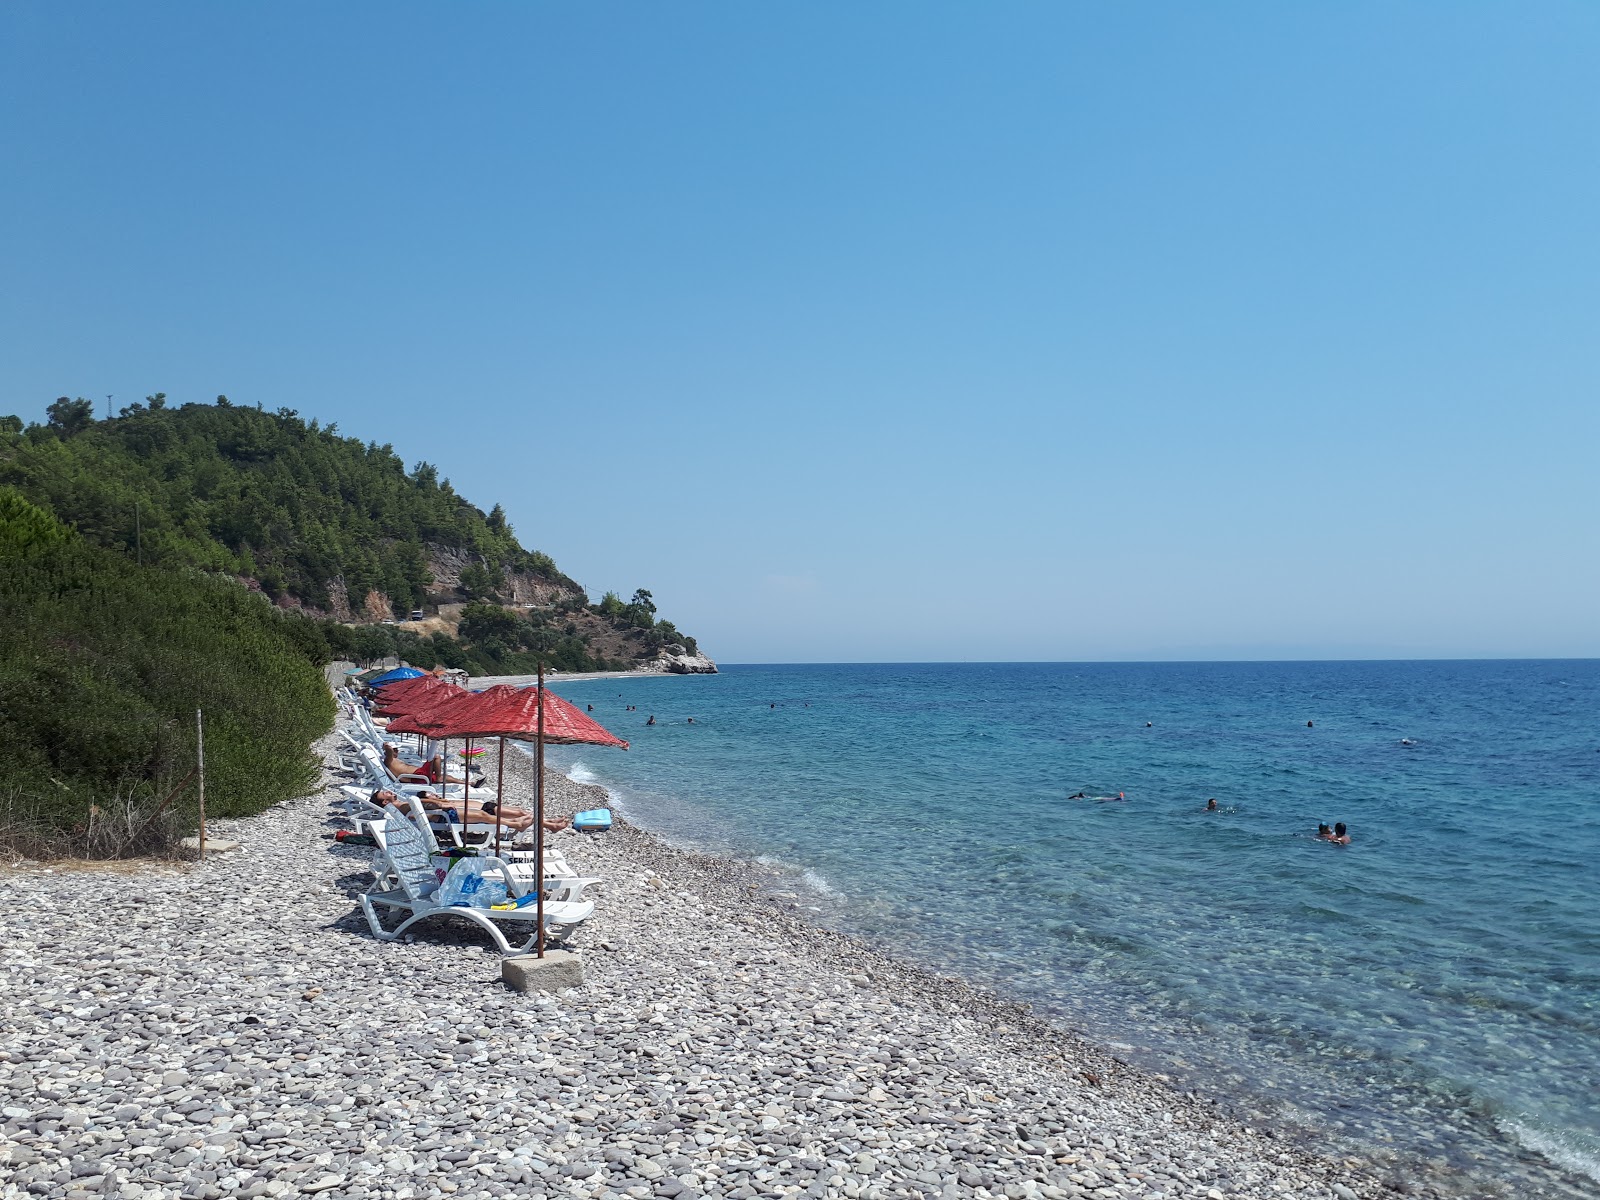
(371, 674, 454, 713)
(370, 676, 456, 752)
(382, 686, 485, 790)
(414, 666, 628, 956)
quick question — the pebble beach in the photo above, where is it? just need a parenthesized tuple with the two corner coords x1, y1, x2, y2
(0, 721, 1460, 1200)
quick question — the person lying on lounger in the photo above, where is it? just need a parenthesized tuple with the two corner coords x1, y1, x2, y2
(382, 742, 481, 788)
(368, 787, 571, 834)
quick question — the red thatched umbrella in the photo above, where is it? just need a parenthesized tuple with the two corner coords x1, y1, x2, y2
(418, 666, 627, 956)
(382, 686, 485, 788)
(372, 675, 454, 715)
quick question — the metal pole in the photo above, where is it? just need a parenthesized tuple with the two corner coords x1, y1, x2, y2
(196, 709, 206, 858)
(536, 661, 546, 958)
(494, 737, 505, 858)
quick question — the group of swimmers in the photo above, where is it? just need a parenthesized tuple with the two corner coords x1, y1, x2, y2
(586, 698, 697, 728)
(1067, 785, 1355, 844)
(1204, 796, 1353, 844)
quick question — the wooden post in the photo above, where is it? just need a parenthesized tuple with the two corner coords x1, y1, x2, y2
(536, 661, 546, 959)
(196, 709, 206, 858)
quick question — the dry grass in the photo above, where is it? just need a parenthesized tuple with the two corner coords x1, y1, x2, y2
(0, 785, 187, 862)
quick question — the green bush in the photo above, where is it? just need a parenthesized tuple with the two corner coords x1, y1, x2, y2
(0, 488, 335, 847)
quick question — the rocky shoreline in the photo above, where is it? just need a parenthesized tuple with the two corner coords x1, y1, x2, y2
(0, 719, 1472, 1200)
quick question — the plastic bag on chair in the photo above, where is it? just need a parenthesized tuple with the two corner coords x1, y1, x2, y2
(435, 857, 508, 908)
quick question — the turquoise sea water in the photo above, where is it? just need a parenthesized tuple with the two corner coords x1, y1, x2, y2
(543, 661, 1600, 1196)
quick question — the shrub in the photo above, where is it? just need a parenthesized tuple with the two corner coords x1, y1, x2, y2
(0, 488, 335, 853)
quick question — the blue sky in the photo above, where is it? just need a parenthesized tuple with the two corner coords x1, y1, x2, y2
(3, 3, 1596, 662)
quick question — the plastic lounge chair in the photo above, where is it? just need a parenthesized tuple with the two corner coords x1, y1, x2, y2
(355, 744, 493, 802)
(360, 793, 602, 903)
(360, 814, 593, 952)
(338, 785, 388, 831)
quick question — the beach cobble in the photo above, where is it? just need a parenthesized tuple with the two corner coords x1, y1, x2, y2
(0, 722, 1441, 1200)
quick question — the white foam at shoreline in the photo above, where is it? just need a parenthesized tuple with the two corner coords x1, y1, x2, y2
(1498, 1117, 1600, 1184)
(755, 854, 843, 898)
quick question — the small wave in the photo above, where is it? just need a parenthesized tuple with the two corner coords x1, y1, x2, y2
(802, 868, 842, 898)
(566, 761, 599, 785)
(754, 854, 843, 897)
(1497, 1117, 1600, 1184)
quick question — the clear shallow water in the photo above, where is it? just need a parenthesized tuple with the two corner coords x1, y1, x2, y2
(545, 661, 1600, 1196)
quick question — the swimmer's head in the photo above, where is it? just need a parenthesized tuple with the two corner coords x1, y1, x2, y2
(1334, 822, 1347, 837)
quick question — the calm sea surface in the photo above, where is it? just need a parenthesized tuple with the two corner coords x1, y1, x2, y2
(544, 661, 1600, 1196)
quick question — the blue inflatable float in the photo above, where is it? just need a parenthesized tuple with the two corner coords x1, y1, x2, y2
(572, 808, 612, 833)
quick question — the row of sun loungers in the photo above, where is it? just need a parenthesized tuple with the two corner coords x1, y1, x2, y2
(332, 687, 602, 954)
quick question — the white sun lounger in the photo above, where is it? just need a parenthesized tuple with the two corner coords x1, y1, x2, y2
(347, 790, 602, 903)
(354, 744, 494, 803)
(359, 814, 594, 953)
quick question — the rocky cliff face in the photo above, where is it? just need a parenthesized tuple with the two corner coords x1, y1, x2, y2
(422, 543, 580, 607)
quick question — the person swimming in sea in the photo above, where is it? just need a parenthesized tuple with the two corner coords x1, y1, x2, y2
(645, 715, 655, 726)
(1330, 822, 1351, 845)
(1067, 791, 1087, 800)
(1093, 792, 1126, 802)
(1316, 823, 1333, 840)
(1206, 798, 1218, 811)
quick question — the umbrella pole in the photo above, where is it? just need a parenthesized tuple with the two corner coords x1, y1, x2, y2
(536, 661, 546, 959)
(494, 737, 505, 858)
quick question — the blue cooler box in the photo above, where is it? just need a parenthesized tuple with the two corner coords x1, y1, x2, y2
(572, 808, 612, 832)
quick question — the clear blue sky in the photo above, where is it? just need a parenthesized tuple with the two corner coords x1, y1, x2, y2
(4, 3, 1596, 662)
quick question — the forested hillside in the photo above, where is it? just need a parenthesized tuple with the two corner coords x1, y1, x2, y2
(0, 396, 705, 675)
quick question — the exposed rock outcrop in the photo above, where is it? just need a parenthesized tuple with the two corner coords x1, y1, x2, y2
(652, 646, 719, 674)
(421, 543, 580, 607)
(324, 577, 354, 622)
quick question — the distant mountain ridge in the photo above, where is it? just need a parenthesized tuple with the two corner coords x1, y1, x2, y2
(0, 395, 712, 675)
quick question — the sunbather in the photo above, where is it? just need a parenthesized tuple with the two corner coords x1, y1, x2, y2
(382, 742, 478, 787)
(368, 787, 571, 835)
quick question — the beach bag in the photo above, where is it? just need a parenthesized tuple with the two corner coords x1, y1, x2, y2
(435, 857, 508, 908)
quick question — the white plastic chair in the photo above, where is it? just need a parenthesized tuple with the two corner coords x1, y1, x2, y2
(349, 790, 601, 902)
(359, 814, 593, 953)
